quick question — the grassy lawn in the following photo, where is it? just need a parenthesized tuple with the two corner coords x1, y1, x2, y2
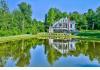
(78, 30, 100, 38)
(0, 34, 36, 43)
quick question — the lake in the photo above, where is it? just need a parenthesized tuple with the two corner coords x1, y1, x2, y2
(0, 38, 100, 67)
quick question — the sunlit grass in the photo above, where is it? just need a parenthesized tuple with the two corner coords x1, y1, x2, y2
(0, 34, 36, 43)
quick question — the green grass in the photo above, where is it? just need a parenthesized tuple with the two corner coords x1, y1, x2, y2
(0, 34, 36, 43)
(78, 30, 100, 38)
(76, 30, 100, 42)
(0, 31, 100, 43)
(0, 33, 79, 43)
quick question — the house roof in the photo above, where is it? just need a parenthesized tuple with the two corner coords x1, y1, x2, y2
(52, 17, 76, 27)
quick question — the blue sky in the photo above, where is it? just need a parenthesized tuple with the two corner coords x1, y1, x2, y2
(7, 0, 100, 21)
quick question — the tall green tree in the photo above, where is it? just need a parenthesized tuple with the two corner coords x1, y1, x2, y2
(95, 6, 100, 29)
(85, 9, 95, 30)
(78, 14, 88, 30)
(18, 2, 33, 34)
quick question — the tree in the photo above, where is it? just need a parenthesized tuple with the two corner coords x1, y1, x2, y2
(18, 2, 32, 17)
(0, 0, 10, 36)
(78, 14, 88, 30)
(18, 2, 33, 34)
(0, 0, 9, 13)
(69, 11, 81, 29)
(47, 8, 56, 26)
(32, 19, 44, 34)
(62, 12, 68, 18)
(46, 8, 68, 32)
(44, 14, 48, 32)
(12, 9, 24, 34)
(95, 6, 100, 29)
(85, 9, 95, 30)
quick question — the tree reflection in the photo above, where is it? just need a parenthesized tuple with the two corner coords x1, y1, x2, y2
(0, 38, 100, 66)
(0, 39, 42, 67)
(43, 39, 100, 65)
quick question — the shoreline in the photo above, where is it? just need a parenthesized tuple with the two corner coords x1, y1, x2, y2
(0, 32, 100, 43)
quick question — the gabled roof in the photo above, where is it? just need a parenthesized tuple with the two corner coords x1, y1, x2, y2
(52, 17, 76, 27)
(52, 17, 68, 27)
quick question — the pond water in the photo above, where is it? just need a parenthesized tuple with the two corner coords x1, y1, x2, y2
(0, 38, 100, 67)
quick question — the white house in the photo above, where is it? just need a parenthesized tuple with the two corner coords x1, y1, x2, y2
(49, 17, 76, 33)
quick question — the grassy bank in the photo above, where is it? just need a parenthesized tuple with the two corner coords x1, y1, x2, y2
(78, 30, 100, 38)
(0, 33, 79, 43)
(0, 34, 36, 43)
(0, 31, 100, 43)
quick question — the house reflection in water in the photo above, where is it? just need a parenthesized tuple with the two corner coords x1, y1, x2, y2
(49, 39, 77, 54)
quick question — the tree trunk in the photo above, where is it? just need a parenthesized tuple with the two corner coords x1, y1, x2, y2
(92, 23, 94, 30)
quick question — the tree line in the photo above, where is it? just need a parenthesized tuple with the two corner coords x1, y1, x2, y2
(45, 7, 100, 31)
(0, 0, 100, 36)
(0, 0, 44, 36)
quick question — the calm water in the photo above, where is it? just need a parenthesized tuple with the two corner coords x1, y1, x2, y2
(0, 38, 100, 67)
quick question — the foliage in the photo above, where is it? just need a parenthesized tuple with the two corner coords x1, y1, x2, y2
(0, 0, 100, 37)
(44, 8, 68, 31)
(0, 1, 44, 36)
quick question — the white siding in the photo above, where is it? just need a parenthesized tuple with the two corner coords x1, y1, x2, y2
(49, 17, 76, 33)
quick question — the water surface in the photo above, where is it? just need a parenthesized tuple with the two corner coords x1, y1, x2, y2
(0, 38, 100, 67)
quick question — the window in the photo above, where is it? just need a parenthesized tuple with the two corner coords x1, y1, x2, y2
(63, 23, 67, 28)
(59, 24, 62, 27)
(63, 19, 65, 22)
(66, 24, 67, 28)
(70, 24, 72, 28)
